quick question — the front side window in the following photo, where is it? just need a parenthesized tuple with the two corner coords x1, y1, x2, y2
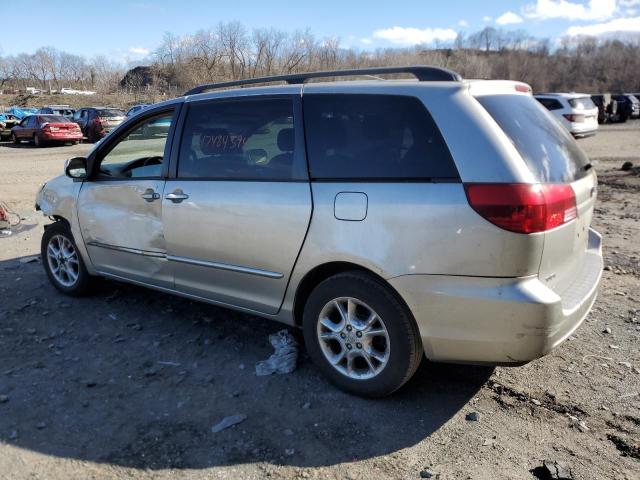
(303, 94, 458, 180)
(178, 98, 299, 180)
(97, 111, 174, 179)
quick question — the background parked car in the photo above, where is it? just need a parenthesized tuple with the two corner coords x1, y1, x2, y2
(36, 105, 76, 120)
(73, 107, 126, 142)
(534, 93, 598, 138)
(612, 94, 640, 120)
(11, 114, 82, 147)
(126, 104, 151, 116)
(5, 106, 38, 120)
(591, 94, 621, 124)
(0, 113, 20, 140)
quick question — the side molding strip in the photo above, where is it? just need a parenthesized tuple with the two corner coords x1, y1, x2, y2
(166, 255, 284, 279)
(87, 242, 283, 279)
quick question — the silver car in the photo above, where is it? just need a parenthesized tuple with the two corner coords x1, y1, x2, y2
(36, 66, 603, 397)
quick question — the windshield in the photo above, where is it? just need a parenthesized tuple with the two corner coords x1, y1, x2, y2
(477, 94, 591, 183)
(98, 109, 125, 117)
(569, 97, 596, 110)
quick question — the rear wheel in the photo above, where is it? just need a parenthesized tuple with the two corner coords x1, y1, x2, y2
(302, 271, 423, 397)
(34, 134, 43, 147)
(41, 222, 94, 296)
(12, 133, 20, 144)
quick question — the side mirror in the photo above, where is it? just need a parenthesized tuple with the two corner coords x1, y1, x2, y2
(64, 157, 88, 179)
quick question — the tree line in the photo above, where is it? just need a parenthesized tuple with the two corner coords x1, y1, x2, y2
(1, 23, 639, 95)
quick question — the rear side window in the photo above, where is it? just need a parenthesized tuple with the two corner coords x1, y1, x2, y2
(303, 94, 458, 180)
(536, 98, 563, 111)
(569, 97, 596, 110)
(477, 95, 591, 183)
(178, 98, 302, 180)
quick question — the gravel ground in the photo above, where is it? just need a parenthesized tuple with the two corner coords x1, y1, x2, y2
(0, 124, 638, 480)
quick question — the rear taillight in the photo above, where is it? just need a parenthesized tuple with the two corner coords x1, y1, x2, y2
(563, 114, 585, 123)
(464, 183, 577, 234)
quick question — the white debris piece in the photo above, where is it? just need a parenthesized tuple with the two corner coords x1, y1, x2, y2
(255, 330, 298, 376)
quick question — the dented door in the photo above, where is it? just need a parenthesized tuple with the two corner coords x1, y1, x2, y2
(77, 179, 171, 287)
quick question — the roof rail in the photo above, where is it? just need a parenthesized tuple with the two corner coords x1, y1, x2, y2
(184, 65, 462, 96)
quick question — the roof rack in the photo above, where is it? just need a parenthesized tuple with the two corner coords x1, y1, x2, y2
(184, 65, 462, 96)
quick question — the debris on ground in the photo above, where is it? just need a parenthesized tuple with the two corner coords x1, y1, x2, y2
(620, 161, 633, 171)
(0, 395, 8, 403)
(420, 469, 435, 478)
(465, 411, 481, 422)
(211, 414, 247, 433)
(537, 460, 574, 480)
(255, 329, 298, 376)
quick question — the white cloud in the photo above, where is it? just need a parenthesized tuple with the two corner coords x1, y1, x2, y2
(524, 0, 617, 21)
(360, 37, 373, 45)
(372, 26, 458, 45)
(128, 47, 150, 55)
(565, 15, 640, 35)
(496, 11, 524, 25)
(482, 16, 493, 22)
(458, 20, 469, 27)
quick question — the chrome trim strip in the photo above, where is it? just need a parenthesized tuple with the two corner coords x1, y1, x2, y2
(87, 241, 166, 258)
(166, 255, 284, 279)
(87, 241, 283, 279)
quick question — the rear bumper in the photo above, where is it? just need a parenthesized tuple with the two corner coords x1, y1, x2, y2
(389, 228, 603, 365)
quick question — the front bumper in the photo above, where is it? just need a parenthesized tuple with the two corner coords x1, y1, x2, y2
(389, 228, 603, 365)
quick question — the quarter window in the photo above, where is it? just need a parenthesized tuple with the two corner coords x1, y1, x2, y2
(97, 112, 173, 179)
(303, 94, 458, 180)
(178, 98, 300, 180)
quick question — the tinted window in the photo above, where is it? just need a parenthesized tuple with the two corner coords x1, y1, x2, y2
(569, 97, 596, 110)
(477, 95, 590, 183)
(303, 94, 458, 180)
(98, 112, 173, 179)
(536, 98, 563, 111)
(178, 98, 299, 180)
(97, 109, 125, 117)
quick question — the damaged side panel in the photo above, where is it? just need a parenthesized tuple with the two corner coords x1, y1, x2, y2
(36, 175, 97, 275)
(76, 179, 173, 288)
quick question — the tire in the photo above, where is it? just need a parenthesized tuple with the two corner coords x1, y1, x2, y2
(41, 222, 94, 296)
(12, 133, 20, 144)
(302, 271, 423, 397)
(34, 134, 43, 147)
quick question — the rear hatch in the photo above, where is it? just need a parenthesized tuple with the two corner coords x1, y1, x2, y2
(568, 96, 599, 130)
(474, 92, 597, 298)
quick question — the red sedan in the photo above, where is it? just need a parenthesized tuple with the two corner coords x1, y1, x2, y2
(11, 114, 83, 147)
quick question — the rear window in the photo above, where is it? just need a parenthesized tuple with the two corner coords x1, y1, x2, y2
(477, 95, 590, 183)
(303, 94, 458, 180)
(569, 97, 596, 110)
(38, 115, 67, 123)
(98, 109, 124, 117)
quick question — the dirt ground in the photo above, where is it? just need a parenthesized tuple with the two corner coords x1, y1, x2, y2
(0, 124, 638, 480)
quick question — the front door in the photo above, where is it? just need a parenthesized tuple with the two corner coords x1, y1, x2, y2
(162, 95, 312, 314)
(77, 108, 178, 287)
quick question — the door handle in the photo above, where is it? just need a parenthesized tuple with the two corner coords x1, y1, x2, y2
(141, 189, 160, 202)
(165, 191, 189, 203)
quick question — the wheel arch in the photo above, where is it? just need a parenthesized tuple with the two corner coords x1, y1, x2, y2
(292, 261, 413, 327)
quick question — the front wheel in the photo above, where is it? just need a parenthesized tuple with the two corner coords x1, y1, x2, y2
(302, 271, 423, 397)
(41, 222, 94, 296)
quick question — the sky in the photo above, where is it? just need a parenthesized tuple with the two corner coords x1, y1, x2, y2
(1, 0, 640, 63)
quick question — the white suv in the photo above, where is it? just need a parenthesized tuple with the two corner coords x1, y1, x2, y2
(535, 93, 598, 138)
